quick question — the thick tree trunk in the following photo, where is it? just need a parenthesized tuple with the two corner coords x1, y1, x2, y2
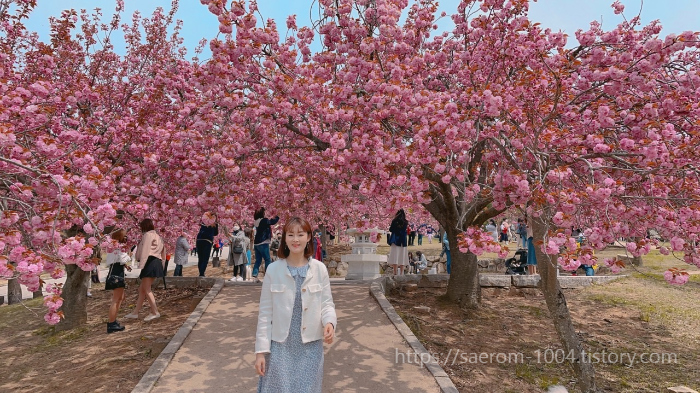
(7, 277, 22, 304)
(531, 216, 599, 393)
(446, 251, 481, 308)
(56, 264, 89, 331)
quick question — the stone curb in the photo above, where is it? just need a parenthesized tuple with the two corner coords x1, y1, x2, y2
(130, 278, 225, 393)
(369, 277, 460, 393)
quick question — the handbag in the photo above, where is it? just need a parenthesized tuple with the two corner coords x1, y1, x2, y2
(387, 232, 396, 246)
(232, 243, 244, 254)
(105, 264, 125, 290)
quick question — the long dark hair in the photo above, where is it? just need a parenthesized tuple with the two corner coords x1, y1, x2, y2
(254, 207, 266, 220)
(277, 217, 314, 259)
(392, 209, 407, 228)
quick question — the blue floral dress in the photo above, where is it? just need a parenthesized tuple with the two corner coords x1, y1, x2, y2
(258, 263, 324, 393)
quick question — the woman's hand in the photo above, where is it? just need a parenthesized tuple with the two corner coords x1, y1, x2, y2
(255, 353, 266, 376)
(126, 265, 132, 272)
(324, 323, 335, 344)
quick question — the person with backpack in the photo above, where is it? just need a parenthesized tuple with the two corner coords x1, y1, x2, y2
(227, 224, 250, 282)
(173, 231, 190, 277)
(270, 232, 281, 261)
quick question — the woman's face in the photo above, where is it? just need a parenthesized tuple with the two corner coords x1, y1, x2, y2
(286, 225, 310, 255)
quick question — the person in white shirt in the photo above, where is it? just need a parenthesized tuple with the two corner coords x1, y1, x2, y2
(105, 229, 132, 333)
(254, 217, 336, 393)
(125, 218, 165, 322)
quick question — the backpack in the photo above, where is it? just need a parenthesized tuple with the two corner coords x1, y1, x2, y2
(232, 237, 243, 254)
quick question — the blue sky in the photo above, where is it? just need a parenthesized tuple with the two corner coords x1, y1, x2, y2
(23, 0, 700, 60)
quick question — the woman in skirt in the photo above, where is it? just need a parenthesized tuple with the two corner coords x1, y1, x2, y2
(105, 229, 132, 333)
(125, 218, 165, 322)
(254, 217, 336, 393)
(388, 209, 409, 275)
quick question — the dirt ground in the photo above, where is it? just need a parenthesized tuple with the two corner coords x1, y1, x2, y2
(0, 283, 209, 393)
(387, 274, 700, 392)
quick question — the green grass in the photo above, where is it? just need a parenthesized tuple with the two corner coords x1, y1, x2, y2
(0, 298, 43, 329)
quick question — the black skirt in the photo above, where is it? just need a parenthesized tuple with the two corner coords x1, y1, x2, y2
(139, 255, 164, 279)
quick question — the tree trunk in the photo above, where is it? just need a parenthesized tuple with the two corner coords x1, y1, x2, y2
(56, 264, 89, 331)
(33, 283, 43, 299)
(446, 251, 481, 308)
(7, 277, 22, 305)
(531, 215, 599, 393)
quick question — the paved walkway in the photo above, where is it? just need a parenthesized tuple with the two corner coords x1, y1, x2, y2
(151, 284, 440, 392)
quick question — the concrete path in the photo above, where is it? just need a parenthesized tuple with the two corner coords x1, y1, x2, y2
(151, 284, 440, 393)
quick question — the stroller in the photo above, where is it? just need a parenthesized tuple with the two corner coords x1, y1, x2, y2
(505, 249, 527, 275)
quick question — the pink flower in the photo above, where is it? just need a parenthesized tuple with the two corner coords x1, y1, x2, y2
(611, 1, 625, 14)
(663, 269, 689, 285)
(44, 312, 61, 325)
(544, 240, 560, 255)
(286, 15, 297, 30)
(670, 237, 685, 252)
(202, 212, 216, 226)
(558, 257, 581, 271)
(369, 231, 379, 243)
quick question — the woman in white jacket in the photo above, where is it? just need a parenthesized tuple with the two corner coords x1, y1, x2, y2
(254, 217, 336, 393)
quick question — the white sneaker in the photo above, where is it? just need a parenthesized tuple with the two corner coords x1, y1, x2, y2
(236, 276, 243, 282)
(144, 313, 160, 322)
(87, 292, 92, 297)
(253, 277, 261, 283)
(229, 277, 237, 282)
(124, 313, 139, 319)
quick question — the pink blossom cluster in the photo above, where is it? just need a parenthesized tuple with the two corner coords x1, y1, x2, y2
(457, 227, 507, 258)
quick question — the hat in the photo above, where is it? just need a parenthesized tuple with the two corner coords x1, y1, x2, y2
(233, 225, 240, 231)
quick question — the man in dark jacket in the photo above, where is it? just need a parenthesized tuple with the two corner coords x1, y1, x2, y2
(252, 207, 280, 282)
(196, 219, 219, 277)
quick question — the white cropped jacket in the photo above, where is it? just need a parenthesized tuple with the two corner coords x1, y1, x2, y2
(255, 258, 337, 354)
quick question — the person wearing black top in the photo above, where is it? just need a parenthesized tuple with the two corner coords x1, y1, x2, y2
(388, 209, 409, 275)
(196, 217, 219, 277)
(252, 207, 280, 282)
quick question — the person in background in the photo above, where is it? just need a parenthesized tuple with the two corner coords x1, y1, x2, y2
(227, 225, 250, 282)
(270, 232, 281, 262)
(439, 231, 452, 274)
(417, 224, 425, 246)
(196, 212, 219, 277)
(125, 218, 165, 321)
(173, 231, 190, 277)
(388, 209, 409, 275)
(252, 207, 280, 283)
(526, 217, 537, 275)
(212, 240, 220, 258)
(427, 226, 434, 244)
(485, 219, 498, 241)
(500, 219, 510, 244)
(408, 251, 416, 274)
(517, 218, 528, 249)
(245, 228, 254, 281)
(105, 229, 132, 333)
(415, 251, 428, 273)
(407, 223, 416, 246)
